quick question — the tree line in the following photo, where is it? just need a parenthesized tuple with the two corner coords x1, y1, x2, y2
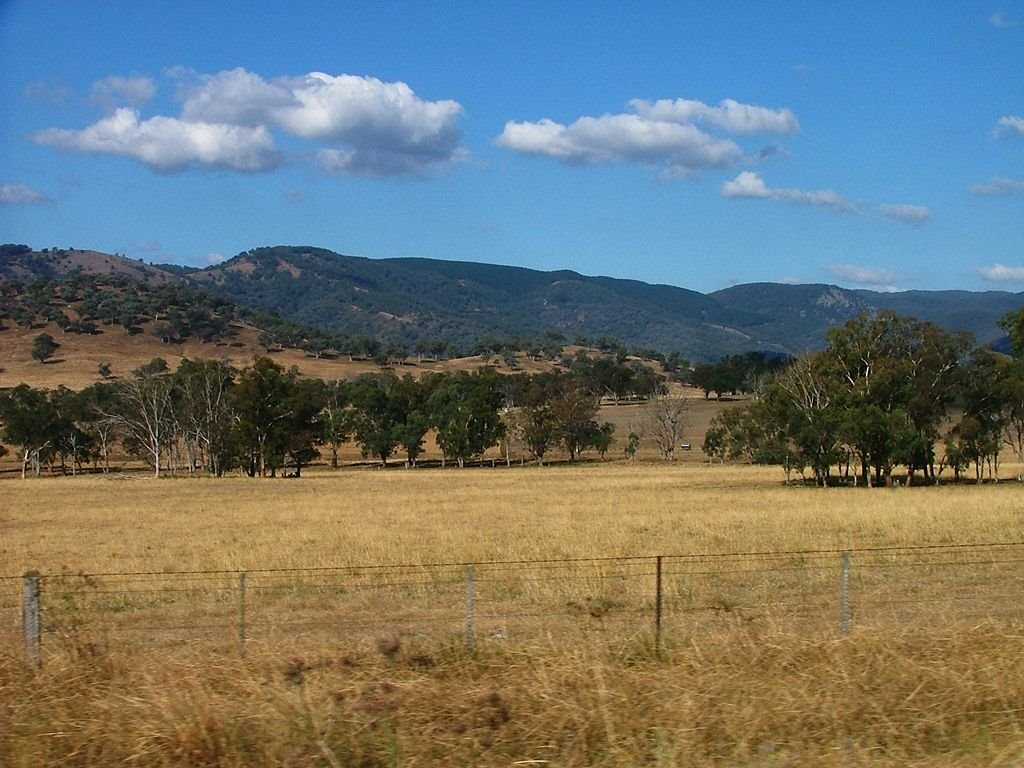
(0, 353, 687, 478)
(704, 309, 1024, 486)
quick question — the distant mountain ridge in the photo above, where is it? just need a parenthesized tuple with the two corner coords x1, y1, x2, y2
(4, 244, 1021, 360)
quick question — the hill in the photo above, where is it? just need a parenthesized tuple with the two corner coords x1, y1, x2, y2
(4, 243, 1022, 363)
(185, 245, 772, 360)
(709, 283, 1024, 353)
(190, 245, 1022, 358)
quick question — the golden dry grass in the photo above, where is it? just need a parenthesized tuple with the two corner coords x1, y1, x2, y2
(3, 462, 1023, 575)
(4, 464, 1024, 766)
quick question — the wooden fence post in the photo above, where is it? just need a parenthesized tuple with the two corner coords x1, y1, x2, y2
(465, 564, 475, 653)
(238, 571, 247, 657)
(840, 551, 851, 637)
(654, 555, 663, 654)
(23, 571, 41, 668)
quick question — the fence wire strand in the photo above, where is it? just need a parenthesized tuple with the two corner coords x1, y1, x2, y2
(8, 542, 1024, 655)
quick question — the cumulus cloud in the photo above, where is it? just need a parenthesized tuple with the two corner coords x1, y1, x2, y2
(177, 68, 464, 175)
(979, 264, 1024, 282)
(970, 176, 1024, 195)
(628, 98, 799, 134)
(990, 11, 1019, 28)
(89, 75, 156, 111)
(178, 67, 296, 125)
(495, 96, 796, 177)
(829, 264, 898, 289)
(496, 114, 742, 175)
(994, 115, 1024, 138)
(33, 69, 465, 177)
(33, 108, 281, 172)
(721, 171, 857, 212)
(879, 203, 931, 224)
(0, 183, 52, 204)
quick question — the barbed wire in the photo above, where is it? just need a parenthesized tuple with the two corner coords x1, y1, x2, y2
(7, 540, 1024, 581)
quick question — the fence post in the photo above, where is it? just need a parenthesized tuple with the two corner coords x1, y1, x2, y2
(465, 563, 475, 654)
(238, 571, 247, 657)
(654, 556, 663, 655)
(23, 571, 41, 668)
(840, 550, 850, 637)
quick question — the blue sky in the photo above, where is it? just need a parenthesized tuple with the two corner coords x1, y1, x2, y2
(1, 1, 1021, 294)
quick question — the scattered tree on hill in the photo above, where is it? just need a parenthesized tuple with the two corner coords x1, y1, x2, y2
(31, 332, 60, 364)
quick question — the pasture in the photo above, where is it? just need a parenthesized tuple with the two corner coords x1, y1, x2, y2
(3, 463, 1024, 766)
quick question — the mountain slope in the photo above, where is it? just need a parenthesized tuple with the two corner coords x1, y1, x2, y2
(710, 282, 1023, 351)
(4, 243, 1021, 360)
(189, 246, 778, 359)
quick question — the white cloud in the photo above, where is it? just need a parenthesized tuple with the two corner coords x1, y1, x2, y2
(32, 108, 281, 172)
(829, 264, 898, 289)
(204, 252, 227, 265)
(89, 75, 156, 111)
(34, 69, 465, 177)
(990, 11, 1019, 28)
(180, 68, 465, 176)
(494, 95, 797, 177)
(879, 203, 931, 224)
(721, 171, 857, 212)
(970, 176, 1024, 195)
(979, 264, 1024, 282)
(994, 115, 1024, 138)
(628, 98, 799, 135)
(0, 183, 52, 204)
(179, 67, 296, 125)
(496, 113, 743, 176)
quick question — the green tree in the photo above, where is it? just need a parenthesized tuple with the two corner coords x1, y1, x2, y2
(320, 380, 353, 468)
(0, 384, 60, 477)
(546, 373, 602, 461)
(50, 385, 95, 476)
(31, 332, 60, 364)
(106, 359, 177, 477)
(428, 371, 505, 467)
(280, 377, 326, 477)
(391, 373, 441, 467)
(174, 358, 236, 476)
(348, 372, 402, 466)
(230, 357, 294, 477)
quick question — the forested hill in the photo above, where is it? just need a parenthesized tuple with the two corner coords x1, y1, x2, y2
(186, 245, 772, 360)
(3, 244, 1022, 360)
(188, 246, 1024, 358)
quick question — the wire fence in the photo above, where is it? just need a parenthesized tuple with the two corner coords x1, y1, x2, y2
(5, 542, 1024, 664)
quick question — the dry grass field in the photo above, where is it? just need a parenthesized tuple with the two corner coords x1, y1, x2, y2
(4, 463, 1024, 766)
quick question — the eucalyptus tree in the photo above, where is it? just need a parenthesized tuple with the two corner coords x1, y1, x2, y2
(320, 380, 352, 468)
(347, 372, 403, 466)
(0, 384, 60, 477)
(428, 370, 505, 467)
(643, 394, 690, 460)
(174, 358, 236, 476)
(105, 359, 178, 477)
(230, 356, 298, 477)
